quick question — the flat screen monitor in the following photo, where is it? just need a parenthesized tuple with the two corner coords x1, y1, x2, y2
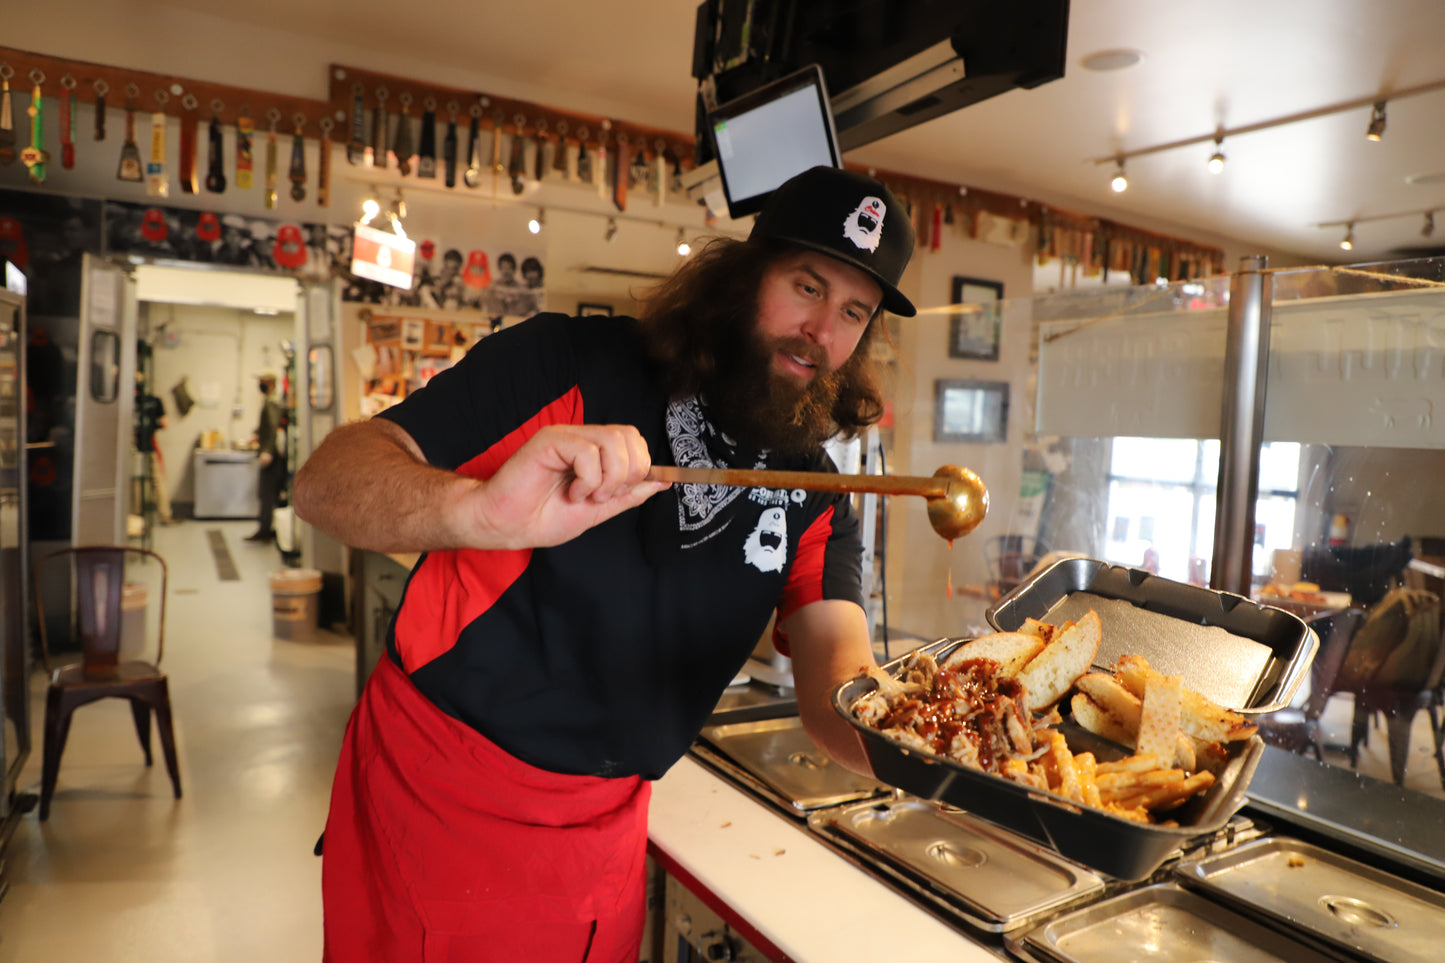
(707, 64, 841, 219)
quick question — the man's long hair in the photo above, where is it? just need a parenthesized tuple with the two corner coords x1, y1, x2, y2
(636, 236, 887, 439)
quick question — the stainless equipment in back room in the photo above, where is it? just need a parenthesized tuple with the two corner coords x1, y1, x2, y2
(192, 448, 259, 519)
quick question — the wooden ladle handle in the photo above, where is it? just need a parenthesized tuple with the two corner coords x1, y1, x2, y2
(646, 463, 989, 541)
(646, 464, 949, 499)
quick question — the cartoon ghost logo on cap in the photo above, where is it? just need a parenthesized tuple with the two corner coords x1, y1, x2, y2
(843, 196, 887, 253)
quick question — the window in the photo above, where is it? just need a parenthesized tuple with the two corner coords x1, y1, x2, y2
(1103, 438, 1301, 584)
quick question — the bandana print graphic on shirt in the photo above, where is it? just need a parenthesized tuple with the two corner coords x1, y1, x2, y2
(665, 395, 769, 549)
(843, 196, 886, 252)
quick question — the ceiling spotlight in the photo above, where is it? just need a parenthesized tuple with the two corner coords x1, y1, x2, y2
(1424, 211, 1436, 238)
(1207, 138, 1226, 174)
(1366, 101, 1387, 141)
(676, 228, 691, 257)
(528, 209, 545, 235)
(1110, 160, 1128, 193)
(1340, 223, 1355, 251)
(604, 217, 619, 242)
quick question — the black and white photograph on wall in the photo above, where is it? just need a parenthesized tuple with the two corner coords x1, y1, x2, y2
(484, 250, 546, 318)
(102, 201, 349, 281)
(948, 275, 1004, 361)
(416, 248, 467, 310)
(0, 190, 104, 317)
(340, 240, 545, 316)
(106, 201, 252, 266)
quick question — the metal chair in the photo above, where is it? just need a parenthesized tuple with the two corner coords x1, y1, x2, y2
(984, 535, 1048, 601)
(1257, 608, 1367, 761)
(33, 545, 181, 821)
(1335, 587, 1443, 786)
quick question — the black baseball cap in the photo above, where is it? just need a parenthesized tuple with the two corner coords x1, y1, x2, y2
(750, 166, 917, 317)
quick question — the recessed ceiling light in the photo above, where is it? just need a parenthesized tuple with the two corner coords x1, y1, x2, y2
(1080, 49, 1145, 72)
(1404, 171, 1445, 186)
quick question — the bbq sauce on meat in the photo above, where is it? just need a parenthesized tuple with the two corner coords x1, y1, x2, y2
(878, 658, 1025, 771)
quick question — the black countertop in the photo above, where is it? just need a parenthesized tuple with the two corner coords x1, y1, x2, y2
(1246, 744, 1445, 889)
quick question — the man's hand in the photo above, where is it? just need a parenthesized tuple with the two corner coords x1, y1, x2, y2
(454, 423, 669, 549)
(259, 451, 274, 468)
(294, 418, 668, 554)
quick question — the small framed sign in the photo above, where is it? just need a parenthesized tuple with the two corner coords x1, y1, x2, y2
(934, 378, 1009, 444)
(948, 276, 1004, 361)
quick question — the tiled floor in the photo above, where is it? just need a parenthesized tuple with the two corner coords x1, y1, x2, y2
(0, 523, 1440, 962)
(0, 521, 355, 963)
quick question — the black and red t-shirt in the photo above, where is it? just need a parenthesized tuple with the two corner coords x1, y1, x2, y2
(378, 313, 863, 779)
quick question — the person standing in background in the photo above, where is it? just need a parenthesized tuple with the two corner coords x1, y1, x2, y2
(246, 371, 286, 543)
(134, 371, 173, 526)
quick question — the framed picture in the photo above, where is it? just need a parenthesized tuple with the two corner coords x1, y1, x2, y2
(422, 320, 455, 357)
(366, 315, 401, 343)
(400, 318, 425, 352)
(933, 378, 1009, 444)
(948, 275, 1004, 361)
(578, 302, 613, 317)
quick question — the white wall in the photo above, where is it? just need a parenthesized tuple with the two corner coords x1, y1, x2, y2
(881, 234, 1041, 639)
(146, 303, 294, 505)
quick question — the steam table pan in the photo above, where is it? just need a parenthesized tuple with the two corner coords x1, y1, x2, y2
(1005, 882, 1354, 963)
(1175, 836, 1445, 963)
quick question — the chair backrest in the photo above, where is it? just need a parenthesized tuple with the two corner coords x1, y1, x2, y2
(1373, 589, 1442, 690)
(1301, 536, 1414, 608)
(985, 535, 1048, 595)
(33, 545, 168, 678)
(1303, 607, 1368, 720)
(1334, 587, 1438, 694)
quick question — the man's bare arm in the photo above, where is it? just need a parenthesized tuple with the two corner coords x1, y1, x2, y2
(293, 417, 667, 554)
(781, 599, 877, 777)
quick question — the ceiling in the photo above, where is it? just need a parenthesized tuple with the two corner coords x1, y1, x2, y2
(86, 2, 1445, 264)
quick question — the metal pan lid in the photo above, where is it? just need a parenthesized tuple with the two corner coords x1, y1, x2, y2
(698, 716, 882, 812)
(987, 557, 1318, 713)
(1010, 882, 1353, 963)
(1175, 837, 1445, 963)
(808, 797, 1105, 932)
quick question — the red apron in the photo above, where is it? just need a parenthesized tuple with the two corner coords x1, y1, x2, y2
(322, 654, 651, 962)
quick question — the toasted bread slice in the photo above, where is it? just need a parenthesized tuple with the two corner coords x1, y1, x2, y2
(1070, 691, 1137, 749)
(1019, 618, 1059, 645)
(1113, 654, 1258, 743)
(1017, 610, 1103, 708)
(1136, 673, 1184, 763)
(942, 632, 1045, 677)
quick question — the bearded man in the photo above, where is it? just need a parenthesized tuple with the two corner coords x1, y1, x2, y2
(293, 166, 916, 963)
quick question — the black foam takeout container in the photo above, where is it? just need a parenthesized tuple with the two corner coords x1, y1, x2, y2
(832, 558, 1318, 882)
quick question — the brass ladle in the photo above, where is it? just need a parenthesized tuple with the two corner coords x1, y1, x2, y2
(646, 463, 988, 541)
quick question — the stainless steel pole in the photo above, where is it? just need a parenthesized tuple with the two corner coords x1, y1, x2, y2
(1212, 255, 1273, 596)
